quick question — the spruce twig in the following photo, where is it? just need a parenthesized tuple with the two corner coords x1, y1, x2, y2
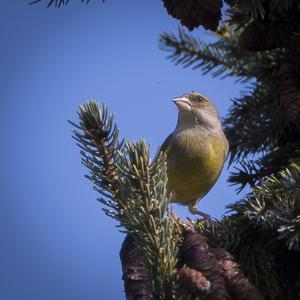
(117, 141, 181, 299)
(69, 100, 124, 220)
(70, 101, 181, 299)
(29, 0, 100, 7)
(197, 162, 300, 298)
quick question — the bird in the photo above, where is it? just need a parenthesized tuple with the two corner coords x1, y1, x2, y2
(160, 92, 229, 218)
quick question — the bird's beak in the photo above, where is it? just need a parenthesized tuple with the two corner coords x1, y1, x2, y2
(172, 96, 192, 111)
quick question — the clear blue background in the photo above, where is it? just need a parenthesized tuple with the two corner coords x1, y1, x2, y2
(1, 1, 244, 299)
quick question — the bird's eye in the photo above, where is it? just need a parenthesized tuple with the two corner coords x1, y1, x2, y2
(197, 95, 204, 102)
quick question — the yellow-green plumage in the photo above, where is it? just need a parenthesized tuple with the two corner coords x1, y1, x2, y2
(160, 92, 229, 216)
(163, 129, 228, 204)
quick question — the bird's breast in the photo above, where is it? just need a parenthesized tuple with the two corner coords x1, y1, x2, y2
(166, 129, 228, 204)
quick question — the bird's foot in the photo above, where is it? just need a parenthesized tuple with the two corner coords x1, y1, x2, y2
(168, 207, 195, 231)
(188, 204, 218, 227)
(188, 204, 212, 219)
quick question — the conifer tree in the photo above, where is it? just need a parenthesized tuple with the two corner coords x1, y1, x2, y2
(160, 0, 300, 299)
(33, 0, 300, 298)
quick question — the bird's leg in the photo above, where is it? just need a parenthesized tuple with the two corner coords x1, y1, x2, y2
(188, 204, 218, 235)
(188, 203, 212, 220)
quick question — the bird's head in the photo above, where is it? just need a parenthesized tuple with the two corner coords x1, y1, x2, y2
(172, 92, 221, 130)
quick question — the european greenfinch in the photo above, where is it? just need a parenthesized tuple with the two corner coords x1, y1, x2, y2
(160, 92, 229, 218)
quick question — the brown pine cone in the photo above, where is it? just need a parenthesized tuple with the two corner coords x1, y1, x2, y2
(120, 235, 150, 300)
(163, 0, 223, 31)
(178, 268, 211, 296)
(212, 248, 265, 300)
(181, 232, 230, 300)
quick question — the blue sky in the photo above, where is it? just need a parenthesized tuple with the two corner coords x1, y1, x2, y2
(1, 1, 245, 299)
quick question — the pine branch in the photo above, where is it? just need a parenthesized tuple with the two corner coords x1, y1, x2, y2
(223, 80, 300, 190)
(160, 26, 282, 84)
(159, 1, 300, 298)
(70, 101, 181, 299)
(197, 161, 300, 298)
(224, 83, 284, 164)
(160, 26, 247, 81)
(69, 100, 124, 220)
(269, 161, 300, 251)
(117, 140, 181, 299)
(271, 0, 298, 12)
(228, 146, 300, 191)
(234, 0, 265, 20)
(29, 0, 102, 7)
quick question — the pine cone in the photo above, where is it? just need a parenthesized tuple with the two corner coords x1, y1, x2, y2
(178, 268, 211, 297)
(181, 232, 230, 300)
(163, 0, 223, 31)
(120, 235, 150, 300)
(212, 248, 265, 300)
(120, 232, 264, 299)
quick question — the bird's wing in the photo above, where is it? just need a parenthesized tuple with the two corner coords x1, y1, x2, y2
(160, 133, 173, 153)
(154, 133, 174, 161)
